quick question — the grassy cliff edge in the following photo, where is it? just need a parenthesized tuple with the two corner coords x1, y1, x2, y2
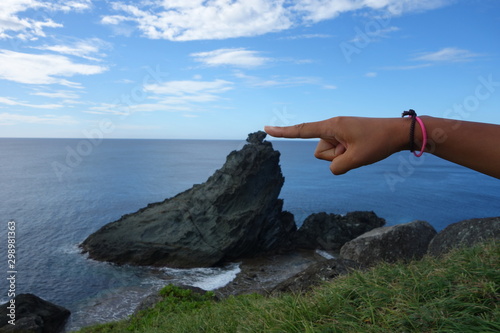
(76, 241, 499, 333)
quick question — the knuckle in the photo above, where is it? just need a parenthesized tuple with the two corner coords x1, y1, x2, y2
(332, 116, 346, 127)
(294, 123, 306, 137)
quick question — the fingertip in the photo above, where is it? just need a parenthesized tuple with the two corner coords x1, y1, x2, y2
(263, 125, 273, 132)
(264, 125, 282, 137)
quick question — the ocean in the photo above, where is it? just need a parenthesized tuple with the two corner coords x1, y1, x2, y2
(1, 137, 499, 331)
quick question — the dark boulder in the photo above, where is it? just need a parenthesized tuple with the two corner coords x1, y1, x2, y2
(295, 211, 386, 250)
(270, 258, 363, 295)
(427, 217, 500, 256)
(339, 220, 437, 266)
(80, 131, 296, 268)
(0, 294, 70, 333)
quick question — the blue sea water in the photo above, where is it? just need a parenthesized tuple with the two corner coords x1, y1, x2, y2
(0, 138, 499, 330)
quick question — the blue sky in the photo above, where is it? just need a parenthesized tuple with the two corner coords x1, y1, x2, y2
(0, 0, 499, 139)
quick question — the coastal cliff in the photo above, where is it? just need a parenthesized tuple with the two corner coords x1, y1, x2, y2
(80, 131, 296, 268)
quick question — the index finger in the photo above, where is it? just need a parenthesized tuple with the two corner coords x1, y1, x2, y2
(264, 121, 326, 139)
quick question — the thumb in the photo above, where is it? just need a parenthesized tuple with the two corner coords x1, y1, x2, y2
(329, 149, 358, 175)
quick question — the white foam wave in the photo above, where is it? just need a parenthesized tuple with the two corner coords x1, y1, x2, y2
(160, 263, 241, 290)
(315, 249, 336, 260)
(57, 243, 82, 255)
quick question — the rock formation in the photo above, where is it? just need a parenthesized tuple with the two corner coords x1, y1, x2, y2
(427, 216, 500, 256)
(81, 131, 296, 268)
(0, 294, 70, 333)
(270, 258, 364, 295)
(339, 220, 437, 266)
(295, 211, 386, 251)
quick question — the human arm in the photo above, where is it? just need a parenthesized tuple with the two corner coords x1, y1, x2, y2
(264, 116, 500, 179)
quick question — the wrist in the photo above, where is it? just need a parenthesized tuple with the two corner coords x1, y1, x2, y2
(393, 117, 415, 152)
(398, 114, 430, 155)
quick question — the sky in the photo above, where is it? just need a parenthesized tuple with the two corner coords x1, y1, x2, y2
(0, 0, 499, 139)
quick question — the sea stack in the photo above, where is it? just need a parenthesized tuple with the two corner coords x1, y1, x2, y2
(80, 131, 296, 268)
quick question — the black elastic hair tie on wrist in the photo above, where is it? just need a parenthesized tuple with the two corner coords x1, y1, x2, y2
(401, 109, 417, 153)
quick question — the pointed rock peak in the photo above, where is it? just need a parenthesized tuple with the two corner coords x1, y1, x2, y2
(80, 128, 294, 268)
(246, 131, 267, 144)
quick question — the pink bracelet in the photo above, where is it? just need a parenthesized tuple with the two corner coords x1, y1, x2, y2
(413, 116, 427, 157)
(402, 109, 427, 157)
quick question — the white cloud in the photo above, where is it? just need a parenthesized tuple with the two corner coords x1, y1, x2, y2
(384, 0, 454, 16)
(0, 0, 91, 40)
(129, 103, 192, 112)
(191, 48, 270, 68)
(233, 71, 333, 89)
(142, 79, 234, 109)
(0, 112, 76, 125)
(85, 103, 130, 116)
(412, 47, 481, 63)
(0, 50, 108, 86)
(102, 0, 452, 41)
(253, 76, 321, 88)
(32, 38, 111, 61)
(293, 0, 453, 23)
(51, 0, 92, 12)
(192, 48, 311, 68)
(86, 102, 192, 115)
(382, 47, 480, 71)
(349, 26, 399, 43)
(115, 79, 134, 84)
(365, 72, 377, 77)
(144, 79, 234, 96)
(381, 63, 433, 70)
(0, 96, 63, 109)
(102, 0, 293, 41)
(292, 58, 314, 64)
(292, 0, 369, 23)
(31, 90, 80, 99)
(281, 33, 334, 40)
(88, 79, 234, 115)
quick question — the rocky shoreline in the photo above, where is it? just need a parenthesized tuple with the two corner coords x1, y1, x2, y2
(2, 216, 498, 333)
(213, 215, 499, 300)
(2, 132, 498, 333)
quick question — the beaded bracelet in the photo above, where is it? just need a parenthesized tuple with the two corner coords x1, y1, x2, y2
(402, 109, 427, 157)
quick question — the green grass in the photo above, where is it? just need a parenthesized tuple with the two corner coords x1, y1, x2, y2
(75, 241, 499, 333)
